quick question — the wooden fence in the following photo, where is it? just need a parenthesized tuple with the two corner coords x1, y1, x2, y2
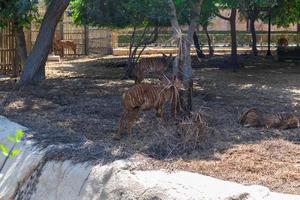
(0, 24, 19, 77)
(30, 11, 113, 57)
(29, 4, 111, 56)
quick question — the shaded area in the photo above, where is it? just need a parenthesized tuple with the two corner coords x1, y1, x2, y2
(0, 55, 299, 194)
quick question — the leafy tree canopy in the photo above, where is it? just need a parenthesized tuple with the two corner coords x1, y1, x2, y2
(0, 0, 39, 28)
(70, 0, 170, 28)
(271, 0, 300, 26)
(172, 0, 215, 25)
(236, 0, 299, 27)
(214, 0, 239, 9)
(199, 0, 218, 25)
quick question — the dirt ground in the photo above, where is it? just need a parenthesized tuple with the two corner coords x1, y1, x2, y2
(0, 55, 299, 194)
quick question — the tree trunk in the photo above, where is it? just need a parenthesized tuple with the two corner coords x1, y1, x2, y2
(203, 24, 213, 56)
(167, 0, 203, 112)
(297, 24, 300, 46)
(215, 8, 238, 70)
(229, 8, 238, 71)
(126, 25, 137, 79)
(19, 0, 70, 86)
(193, 31, 205, 59)
(14, 26, 27, 68)
(249, 17, 258, 56)
(246, 18, 250, 32)
(12, 25, 27, 77)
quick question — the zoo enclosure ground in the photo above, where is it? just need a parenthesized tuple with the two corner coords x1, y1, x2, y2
(0, 55, 299, 194)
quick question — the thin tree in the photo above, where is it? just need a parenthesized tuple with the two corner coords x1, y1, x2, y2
(70, 0, 168, 79)
(167, 0, 203, 111)
(199, 0, 218, 57)
(240, 1, 261, 56)
(215, 8, 239, 70)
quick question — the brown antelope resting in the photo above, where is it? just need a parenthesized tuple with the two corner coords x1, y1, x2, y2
(134, 53, 174, 84)
(53, 38, 77, 55)
(113, 76, 184, 140)
(239, 108, 299, 130)
(264, 113, 299, 130)
(239, 108, 265, 127)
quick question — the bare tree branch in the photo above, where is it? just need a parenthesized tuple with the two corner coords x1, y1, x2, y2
(215, 12, 230, 21)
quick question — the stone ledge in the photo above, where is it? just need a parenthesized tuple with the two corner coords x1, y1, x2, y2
(0, 116, 299, 200)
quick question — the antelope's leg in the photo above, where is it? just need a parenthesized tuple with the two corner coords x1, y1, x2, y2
(113, 111, 128, 140)
(279, 123, 289, 130)
(156, 104, 165, 123)
(127, 108, 139, 138)
(160, 105, 165, 121)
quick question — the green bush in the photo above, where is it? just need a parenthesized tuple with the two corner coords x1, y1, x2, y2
(117, 31, 300, 47)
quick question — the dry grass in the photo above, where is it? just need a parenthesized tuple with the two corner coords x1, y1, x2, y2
(0, 55, 299, 194)
(148, 111, 210, 158)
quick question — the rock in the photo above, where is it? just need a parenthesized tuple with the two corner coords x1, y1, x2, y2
(0, 116, 299, 200)
(0, 116, 44, 199)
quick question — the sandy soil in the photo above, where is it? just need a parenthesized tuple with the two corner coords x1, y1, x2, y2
(0, 55, 299, 194)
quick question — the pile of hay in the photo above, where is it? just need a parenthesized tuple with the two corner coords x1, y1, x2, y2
(148, 111, 210, 159)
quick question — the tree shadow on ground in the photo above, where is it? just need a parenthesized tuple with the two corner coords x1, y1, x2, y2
(0, 56, 299, 166)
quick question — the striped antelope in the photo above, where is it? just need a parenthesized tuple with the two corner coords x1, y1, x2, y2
(239, 108, 299, 130)
(113, 76, 184, 140)
(264, 113, 299, 130)
(134, 53, 174, 84)
(239, 108, 265, 127)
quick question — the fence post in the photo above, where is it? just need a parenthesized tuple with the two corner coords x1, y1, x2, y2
(111, 30, 118, 49)
(84, 25, 89, 55)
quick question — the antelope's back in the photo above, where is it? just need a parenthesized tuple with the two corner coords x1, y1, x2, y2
(265, 113, 299, 129)
(136, 57, 169, 74)
(239, 108, 264, 127)
(122, 83, 161, 110)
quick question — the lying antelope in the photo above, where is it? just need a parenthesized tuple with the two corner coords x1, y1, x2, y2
(134, 53, 174, 84)
(239, 108, 265, 127)
(264, 113, 299, 129)
(239, 108, 299, 130)
(113, 76, 184, 140)
(53, 39, 77, 55)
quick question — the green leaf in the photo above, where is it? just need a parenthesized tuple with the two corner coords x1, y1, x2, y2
(7, 135, 16, 143)
(9, 149, 21, 158)
(15, 130, 24, 143)
(0, 144, 8, 157)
